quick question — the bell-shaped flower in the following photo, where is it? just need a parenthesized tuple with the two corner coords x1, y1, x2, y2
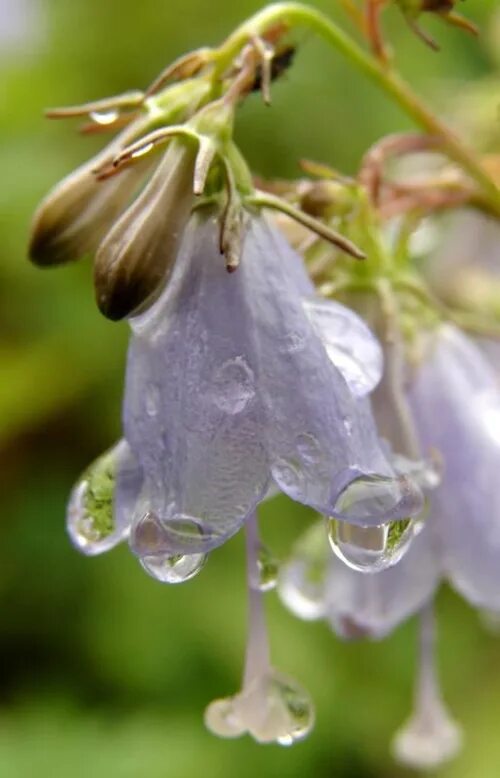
(66, 209, 424, 578)
(279, 321, 500, 767)
(121, 212, 423, 570)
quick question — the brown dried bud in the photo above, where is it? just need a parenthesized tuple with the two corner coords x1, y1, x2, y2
(29, 126, 152, 267)
(93, 138, 197, 321)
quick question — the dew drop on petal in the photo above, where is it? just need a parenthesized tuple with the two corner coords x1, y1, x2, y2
(204, 697, 246, 739)
(273, 459, 303, 492)
(140, 550, 206, 583)
(295, 433, 321, 465)
(279, 332, 306, 354)
(327, 516, 418, 573)
(145, 383, 160, 417)
(211, 357, 255, 414)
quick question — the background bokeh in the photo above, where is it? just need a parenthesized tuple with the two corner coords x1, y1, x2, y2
(1, 1, 499, 776)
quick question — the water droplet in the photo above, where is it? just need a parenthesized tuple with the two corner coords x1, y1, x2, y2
(140, 550, 206, 583)
(295, 433, 321, 464)
(278, 522, 327, 621)
(279, 332, 305, 353)
(211, 357, 255, 414)
(273, 459, 303, 491)
(204, 698, 245, 738)
(131, 141, 154, 159)
(279, 560, 325, 621)
(343, 417, 353, 436)
(145, 384, 160, 416)
(333, 473, 423, 525)
(268, 672, 315, 746)
(251, 544, 279, 592)
(327, 516, 417, 572)
(89, 109, 119, 125)
(205, 672, 314, 745)
(67, 442, 126, 555)
(131, 512, 206, 557)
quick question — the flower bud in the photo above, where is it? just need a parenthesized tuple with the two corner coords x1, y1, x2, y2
(29, 128, 152, 267)
(94, 138, 197, 320)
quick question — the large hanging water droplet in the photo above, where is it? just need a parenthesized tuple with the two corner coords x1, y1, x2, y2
(67, 441, 128, 555)
(327, 516, 418, 573)
(268, 672, 315, 746)
(333, 473, 423, 525)
(140, 550, 206, 583)
(250, 544, 279, 592)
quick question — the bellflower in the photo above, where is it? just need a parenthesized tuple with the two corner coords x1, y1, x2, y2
(280, 321, 500, 767)
(68, 210, 424, 574)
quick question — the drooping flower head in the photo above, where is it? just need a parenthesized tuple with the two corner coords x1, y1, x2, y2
(280, 319, 500, 766)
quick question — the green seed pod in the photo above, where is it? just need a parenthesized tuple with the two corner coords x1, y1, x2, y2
(93, 137, 197, 321)
(29, 124, 153, 267)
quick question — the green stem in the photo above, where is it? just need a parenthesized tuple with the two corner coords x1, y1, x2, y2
(215, 2, 500, 213)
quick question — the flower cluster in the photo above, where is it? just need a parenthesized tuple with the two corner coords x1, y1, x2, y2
(28, 1, 500, 770)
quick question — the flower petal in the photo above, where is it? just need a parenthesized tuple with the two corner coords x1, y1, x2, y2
(240, 218, 418, 523)
(410, 324, 500, 609)
(303, 297, 383, 397)
(125, 214, 270, 556)
(325, 528, 440, 639)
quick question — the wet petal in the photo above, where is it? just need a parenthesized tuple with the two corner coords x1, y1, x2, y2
(324, 529, 440, 639)
(125, 214, 270, 556)
(241, 219, 420, 524)
(410, 324, 500, 609)
(303, 297, 383, 397)
(94, 139, 197, 320)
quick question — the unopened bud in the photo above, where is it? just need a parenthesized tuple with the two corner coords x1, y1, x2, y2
(29, 128, 152, 267)
(94, 138, 197, 320)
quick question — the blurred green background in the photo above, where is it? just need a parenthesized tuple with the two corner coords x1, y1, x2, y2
(1, 0, 500, 776)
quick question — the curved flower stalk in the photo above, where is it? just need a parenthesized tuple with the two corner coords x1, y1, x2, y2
(279, 321, 500, 767)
